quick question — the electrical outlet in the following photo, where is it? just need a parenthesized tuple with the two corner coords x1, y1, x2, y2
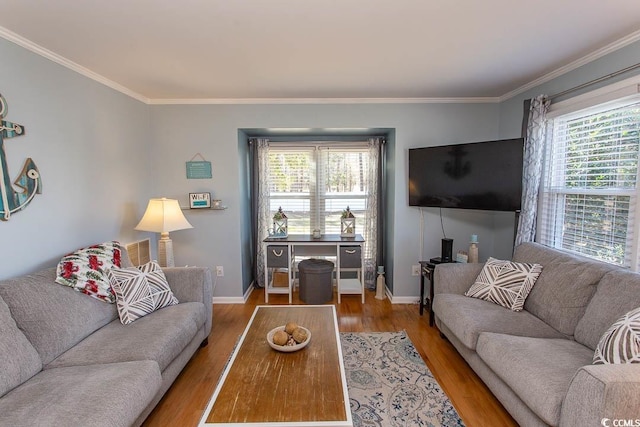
(215, 266, 224, 277)
(411, 264, 421, 276)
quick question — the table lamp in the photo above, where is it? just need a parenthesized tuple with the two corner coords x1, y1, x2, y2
(135, 198, 193, 267)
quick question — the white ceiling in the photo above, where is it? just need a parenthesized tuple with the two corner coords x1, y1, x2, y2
(1, 0, 639, 103)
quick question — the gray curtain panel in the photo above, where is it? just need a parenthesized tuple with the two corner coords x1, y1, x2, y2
(515, 95, 550, 246)
(250, 138, 270, 288)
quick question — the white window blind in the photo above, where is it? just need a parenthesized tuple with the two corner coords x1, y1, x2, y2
(318, 148, 369, 235)
(539, 99, 640, 268)
(268, 143, 372, 257)
(268, 148, 316, 234)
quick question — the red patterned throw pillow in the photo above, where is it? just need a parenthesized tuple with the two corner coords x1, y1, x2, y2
(107, 261, 178, 325)
(55, 241, 123, 303)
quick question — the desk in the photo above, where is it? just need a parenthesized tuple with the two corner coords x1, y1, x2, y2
(263, 234, 365, 304)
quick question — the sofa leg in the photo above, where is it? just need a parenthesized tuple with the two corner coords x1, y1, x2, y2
(200, 338, 209, 348)
(439, 332, 448, 340)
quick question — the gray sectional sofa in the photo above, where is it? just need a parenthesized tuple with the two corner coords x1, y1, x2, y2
(0, 262, 213, 427)
(433, 242, 640, 427)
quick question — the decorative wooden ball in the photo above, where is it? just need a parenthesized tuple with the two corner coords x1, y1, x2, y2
(285, 322, 299, 335)
(273, 330, 289, 346)
(292, 327, 308, 343)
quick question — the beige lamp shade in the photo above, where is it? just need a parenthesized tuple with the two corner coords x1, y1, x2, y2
(135, 198, 193, 233)
(135, 198, 192, 267)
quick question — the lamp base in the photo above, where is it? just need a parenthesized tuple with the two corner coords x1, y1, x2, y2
(158, 233, 175, 267)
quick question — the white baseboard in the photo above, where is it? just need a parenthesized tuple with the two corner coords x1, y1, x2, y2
(212, 284, 420, 305)
(212, 282, 255, 304)
(212, 296, 246, 304)
(243, 284, 254, 301)
(389, 294, 420, 304)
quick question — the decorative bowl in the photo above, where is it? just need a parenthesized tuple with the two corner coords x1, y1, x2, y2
(267, 325, 311, 352)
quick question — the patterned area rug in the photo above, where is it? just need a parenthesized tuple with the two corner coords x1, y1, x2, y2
(341, 331, 465, 427)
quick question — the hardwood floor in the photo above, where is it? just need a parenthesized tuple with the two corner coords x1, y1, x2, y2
(143, 288, 518, 427)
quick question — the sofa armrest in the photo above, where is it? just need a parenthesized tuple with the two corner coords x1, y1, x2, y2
(434, 263, 484, 295)
(163, 267, 213, 337)
(560, 364, 640, 427)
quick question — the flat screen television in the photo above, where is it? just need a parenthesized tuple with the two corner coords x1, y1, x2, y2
(408, 138, 524, 211)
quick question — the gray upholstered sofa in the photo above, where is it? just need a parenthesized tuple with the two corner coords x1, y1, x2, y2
(0, 261, 212, 427)
(433, 242, 640, 427)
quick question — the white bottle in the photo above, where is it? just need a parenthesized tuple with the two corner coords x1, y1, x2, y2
(469, 235, 479, 263)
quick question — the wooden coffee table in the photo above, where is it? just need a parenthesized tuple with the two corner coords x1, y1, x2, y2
(199, 305, 352, 426)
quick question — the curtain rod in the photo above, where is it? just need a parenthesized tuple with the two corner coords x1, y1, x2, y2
(249, 137, 386, 144)
(550, 62, 640, 101)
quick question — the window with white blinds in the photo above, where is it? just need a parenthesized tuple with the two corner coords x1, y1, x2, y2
(538, 99, 640, 268)
(268, 144, 370, 239)
(269, 147, 316, 233)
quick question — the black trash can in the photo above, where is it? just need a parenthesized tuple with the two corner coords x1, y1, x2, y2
(298, 258, 334, 304)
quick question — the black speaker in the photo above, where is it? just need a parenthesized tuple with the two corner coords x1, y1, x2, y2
(441, 238, 453, 263)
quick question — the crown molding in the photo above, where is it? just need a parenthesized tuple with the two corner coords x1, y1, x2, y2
(0, 25, 149, 104)
(147, 96, 500, 105)
(2, 23, 638, 106)
(0, 24, 498, 105)
(499, 29, 640, 102)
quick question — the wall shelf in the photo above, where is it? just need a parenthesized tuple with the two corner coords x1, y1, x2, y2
(180, 206, 228, 211)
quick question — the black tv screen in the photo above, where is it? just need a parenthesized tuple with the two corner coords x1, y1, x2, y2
(408, 138, 524, 211)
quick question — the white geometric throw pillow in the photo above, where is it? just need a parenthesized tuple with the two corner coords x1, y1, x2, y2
(138, 261, 179, 310)
(593, 306, 640, 365)
(107, 261, 178, 325)
(465, 257, 543, 311)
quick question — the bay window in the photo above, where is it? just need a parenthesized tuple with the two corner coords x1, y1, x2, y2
(268, 144, 372, 252)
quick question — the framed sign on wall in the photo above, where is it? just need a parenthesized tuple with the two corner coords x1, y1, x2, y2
(186, 153, 212, 179)
(189, 192, 211, 209)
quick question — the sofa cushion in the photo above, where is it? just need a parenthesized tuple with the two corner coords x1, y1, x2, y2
(513, 242, 614, 336)
(107, 261, 178, 325)
(574, 269, 640, 351)
(433, 293, 565, 350)
(0, 268, 118, 365)
(47, 302, 205, 371)
(593, 306, 640, 364)
(0, 361, 161, 427)
(0, 297, 42, 398)
(476, 333, 593, 426)
(465, 257, 542, 311)
(55, 241, 124, 303)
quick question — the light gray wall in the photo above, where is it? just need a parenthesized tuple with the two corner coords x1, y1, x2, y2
(495, 39, 640, 259)
(383, 131, 396, 291)
(2, 33, 637, 300)
(499, 40, 640, 138)
(149, 102, 503, 298)
(0, 38, 151, 280)
(389, 104, 507, 298)
(237, 130, 253, 297)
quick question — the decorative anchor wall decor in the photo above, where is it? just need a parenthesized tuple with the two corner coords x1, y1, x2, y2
(0, 94, 41, 221)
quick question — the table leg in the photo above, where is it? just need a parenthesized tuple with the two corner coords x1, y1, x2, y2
(360, 243, 364, 303)
(429, 269, 435, 326)
(288, 245, 292, 304)
(264, 245, 269, 303)
(419, 272, 425, 316)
